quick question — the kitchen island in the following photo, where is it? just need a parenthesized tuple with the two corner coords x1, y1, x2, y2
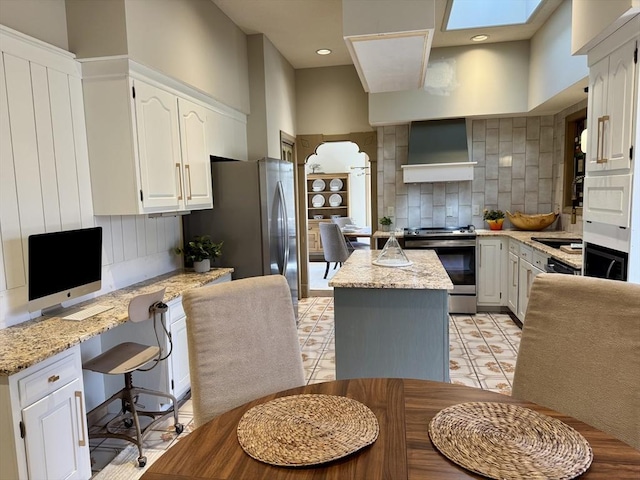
(329, 250, 453, 381)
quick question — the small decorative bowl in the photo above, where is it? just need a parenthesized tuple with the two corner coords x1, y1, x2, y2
(506, 211, 559, 231)
(313, 215, 324, 220)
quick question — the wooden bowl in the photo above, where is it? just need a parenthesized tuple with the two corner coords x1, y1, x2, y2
(506, 211, 558, 231)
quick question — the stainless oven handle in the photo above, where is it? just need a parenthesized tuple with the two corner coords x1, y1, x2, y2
(605, 259, 616, 279)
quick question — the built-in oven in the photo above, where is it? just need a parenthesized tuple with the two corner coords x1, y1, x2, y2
(404, 227, 476, 314)
(584, 243, 628, 281)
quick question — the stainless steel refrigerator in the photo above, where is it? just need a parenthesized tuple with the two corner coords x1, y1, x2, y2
(182, 157, 298, 312)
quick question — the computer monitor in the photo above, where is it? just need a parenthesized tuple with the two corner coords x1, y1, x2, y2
(28, 226, 103, 313)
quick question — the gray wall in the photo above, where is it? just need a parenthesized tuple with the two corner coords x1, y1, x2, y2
(0, 0, 69, 49)
(296, 65, 371, 135)
(66, 0, 250, 114)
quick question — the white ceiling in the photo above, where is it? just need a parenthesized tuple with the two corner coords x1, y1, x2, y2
(212, 0, 564, 70)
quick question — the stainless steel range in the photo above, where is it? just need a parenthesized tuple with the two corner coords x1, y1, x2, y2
(403, 226, 477, 314)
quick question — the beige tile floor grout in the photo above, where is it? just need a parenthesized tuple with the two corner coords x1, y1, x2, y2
(91, 295, 521, 479)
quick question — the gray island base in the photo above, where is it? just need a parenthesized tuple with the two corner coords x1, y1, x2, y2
(329, 250, 454, 382)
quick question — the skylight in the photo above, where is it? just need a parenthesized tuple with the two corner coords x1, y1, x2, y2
(446, 0, 543, 30)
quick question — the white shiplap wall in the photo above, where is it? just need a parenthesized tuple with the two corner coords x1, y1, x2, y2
(0, 26, 181, 329)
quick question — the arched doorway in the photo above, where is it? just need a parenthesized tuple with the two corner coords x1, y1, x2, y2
(296, 132, 378, 297)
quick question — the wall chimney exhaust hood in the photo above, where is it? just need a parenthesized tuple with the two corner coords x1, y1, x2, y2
(342, 0, 435, 93)
(401, 118, 477, 183)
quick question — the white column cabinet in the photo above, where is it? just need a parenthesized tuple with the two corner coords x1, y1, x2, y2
(0, 346, 91, 480)
(586, 37, 636, 173)
(82, 59, 217, 215)
(476, 238, 507, 306)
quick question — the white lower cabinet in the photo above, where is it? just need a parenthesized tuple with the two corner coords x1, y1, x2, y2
(476, 238, 508, 306)
(517, 259, 544, 322)
(507, 251, 519, 313)
(167, 298, 191, 401)
(508, 240, 546, 323)
(0, 346, 91, 480)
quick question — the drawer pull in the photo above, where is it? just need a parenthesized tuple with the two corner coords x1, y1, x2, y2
(75, 391, 86, 447)
(48, 375, 60, 383)
(176, 163, 184, 200)
(596, 115, 609, 164)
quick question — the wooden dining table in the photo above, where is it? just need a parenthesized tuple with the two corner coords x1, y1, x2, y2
(140, 378, 640, 480)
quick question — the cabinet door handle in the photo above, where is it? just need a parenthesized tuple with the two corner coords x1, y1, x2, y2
(48, 374, 60, 383)
(176, 163, 184, 200)
(185, 164, 192, 200)
(596, 115, 609, 164)
(75, 391, 86, 447)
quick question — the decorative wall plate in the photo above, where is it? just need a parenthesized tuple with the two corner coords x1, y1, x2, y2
(312, 194, 325, 207)
(312, 179, 326, 192)
(329, 193, 342, 206)
(329, 178, 343, 191)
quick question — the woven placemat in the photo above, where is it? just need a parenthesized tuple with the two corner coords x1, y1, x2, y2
(237, 394, 379, 467)
(429, 402, 593, 480)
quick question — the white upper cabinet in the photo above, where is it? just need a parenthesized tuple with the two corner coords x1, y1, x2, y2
(586, 37, 637, 173)
(134, 80, 183, 211)
(178, 98, 213, 209)
(81, 58, 236, 215)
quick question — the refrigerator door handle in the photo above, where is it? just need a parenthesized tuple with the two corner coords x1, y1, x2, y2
(276, 181, 289, 277)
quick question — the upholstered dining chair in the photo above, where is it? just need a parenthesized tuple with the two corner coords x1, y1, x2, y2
(512, 273, 640, 450)
(181, 275, 305, 427)
(331, 216, 369, 250)
(319, 222, 351, 279)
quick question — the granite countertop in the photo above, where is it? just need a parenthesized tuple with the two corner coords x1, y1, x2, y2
(476, 229, 583, 269)
(0, 268, 233, 376)
(372, 229, 583, 270)
(329, 250, 454, 290)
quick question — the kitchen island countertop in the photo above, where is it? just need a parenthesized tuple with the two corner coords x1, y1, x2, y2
(0, 268, 233, 376)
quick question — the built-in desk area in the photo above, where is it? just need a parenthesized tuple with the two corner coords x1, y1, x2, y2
(0, 267, 232, 480)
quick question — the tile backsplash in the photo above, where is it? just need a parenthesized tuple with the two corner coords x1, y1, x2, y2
(377, 101, 587, 233)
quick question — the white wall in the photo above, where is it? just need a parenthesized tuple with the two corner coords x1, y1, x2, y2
(369, 41, 531, 125)
(528, 0, 589, 110)
(571, 0, 639, 54)
(308, 142, 369, 227)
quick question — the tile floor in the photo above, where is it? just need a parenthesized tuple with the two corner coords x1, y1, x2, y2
(91, 296, 521, 478)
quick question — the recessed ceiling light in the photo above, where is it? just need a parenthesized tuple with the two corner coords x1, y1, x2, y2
(316, 48, 332, 55)
(471, 34, 489, 42)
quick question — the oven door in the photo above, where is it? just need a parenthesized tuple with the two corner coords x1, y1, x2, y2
(584, 243, 628, 281)
(404, 238, 476, 313)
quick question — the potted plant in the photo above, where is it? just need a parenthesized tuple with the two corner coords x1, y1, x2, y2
(175, 235, 223, 273)
(379, 216, 393, 232)
(483, 209, 505, 230)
